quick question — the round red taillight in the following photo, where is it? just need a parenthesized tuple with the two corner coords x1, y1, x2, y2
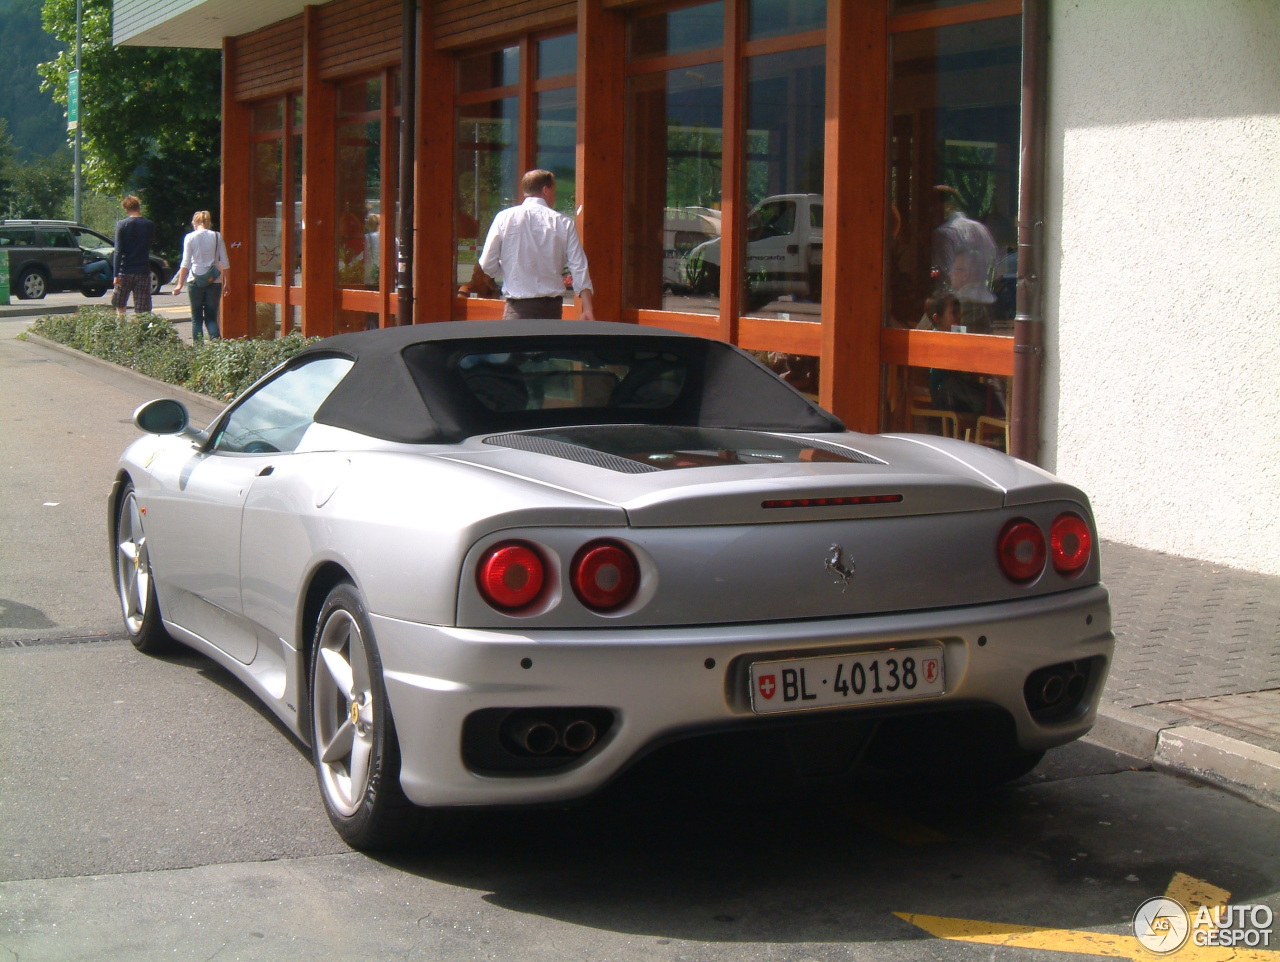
(477, 541, 546, 611)
(998, 519, 1047, 583)
(571, 540, 639, 612)
(1050, 512, 1093, 575)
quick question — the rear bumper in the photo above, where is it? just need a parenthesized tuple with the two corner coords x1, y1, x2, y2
(375, 584, 1113, 807)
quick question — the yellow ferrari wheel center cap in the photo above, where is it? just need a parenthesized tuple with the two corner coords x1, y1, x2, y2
(349, 699, 361, 727)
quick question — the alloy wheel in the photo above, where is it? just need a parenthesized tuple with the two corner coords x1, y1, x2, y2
(313, 608, 375, 817)
(115, 492, 151, 635)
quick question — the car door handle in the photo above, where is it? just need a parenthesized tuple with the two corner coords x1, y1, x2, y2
(257, 465, 275, 477)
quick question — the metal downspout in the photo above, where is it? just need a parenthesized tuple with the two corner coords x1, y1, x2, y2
(1011, 0, 1047, 462)
(396, 0, 417, 325)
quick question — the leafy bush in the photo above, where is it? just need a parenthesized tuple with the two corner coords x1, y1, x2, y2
(27, 307, 318, 401)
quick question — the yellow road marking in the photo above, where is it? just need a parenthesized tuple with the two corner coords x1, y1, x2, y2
(896, 874, 1279, 961)
(1167, 872, 1232, 912)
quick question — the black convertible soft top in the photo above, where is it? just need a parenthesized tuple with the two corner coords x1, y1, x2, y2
(298, 321, 844, 444)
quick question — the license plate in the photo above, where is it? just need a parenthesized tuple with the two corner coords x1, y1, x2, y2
(749, 645, 945, 714)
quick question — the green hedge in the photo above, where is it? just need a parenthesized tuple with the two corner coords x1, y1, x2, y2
(28, 308, 319, 402)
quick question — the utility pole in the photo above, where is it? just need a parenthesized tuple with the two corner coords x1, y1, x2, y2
(72, 0, 83, 223)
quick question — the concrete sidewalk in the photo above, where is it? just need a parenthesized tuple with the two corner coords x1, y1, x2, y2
(5, 302, 1280, 810)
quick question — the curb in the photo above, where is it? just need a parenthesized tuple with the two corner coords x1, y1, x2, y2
(1087, 707, 1280, 812)
(0, 303, 79, 319)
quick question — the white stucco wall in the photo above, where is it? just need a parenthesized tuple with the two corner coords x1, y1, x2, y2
(1043, 0, 1280, 575)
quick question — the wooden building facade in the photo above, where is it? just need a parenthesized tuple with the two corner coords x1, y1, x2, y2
(213, 0, 1030, 447)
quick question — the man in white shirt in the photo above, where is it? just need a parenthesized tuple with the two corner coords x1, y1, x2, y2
(479, 169, 595, 320)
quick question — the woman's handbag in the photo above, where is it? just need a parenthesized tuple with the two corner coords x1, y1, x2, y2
(191, 233, 224, 289)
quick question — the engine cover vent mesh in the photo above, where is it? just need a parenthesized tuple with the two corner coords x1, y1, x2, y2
(484, 434, 661, 473)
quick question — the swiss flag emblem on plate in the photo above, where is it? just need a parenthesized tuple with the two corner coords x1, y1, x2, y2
(757, 674, 777, 700)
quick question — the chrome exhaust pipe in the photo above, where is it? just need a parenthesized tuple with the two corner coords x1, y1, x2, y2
(510, 719, 558, 755)
(1064, 671, 1086, 703)
(1039, 673, 1066, 706)
(561, 719, 598, 754)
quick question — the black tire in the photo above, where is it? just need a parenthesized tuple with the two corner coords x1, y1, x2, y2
(150, 266, 163, 295)
(112, 482, 175, 654)
(83, 285, 108, 298)
(17, 268, 47, 300)
(310, 583, 428, 850)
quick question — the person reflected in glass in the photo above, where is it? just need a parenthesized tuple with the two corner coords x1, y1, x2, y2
(930, 185, 997, 332)
(919, 291, 987, 417)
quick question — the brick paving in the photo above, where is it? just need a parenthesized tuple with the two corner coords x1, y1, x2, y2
(1100, 540, 1280, 757)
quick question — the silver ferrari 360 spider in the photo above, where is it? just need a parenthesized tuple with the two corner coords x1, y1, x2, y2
(110, 322, 1113, 849)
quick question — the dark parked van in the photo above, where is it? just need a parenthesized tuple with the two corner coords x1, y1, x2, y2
(0, 220, 170, 299)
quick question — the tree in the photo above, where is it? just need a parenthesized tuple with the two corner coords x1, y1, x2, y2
(38, 0, 221, 258)
(5, 147, 72, 217)
(0, 118, 14, 210)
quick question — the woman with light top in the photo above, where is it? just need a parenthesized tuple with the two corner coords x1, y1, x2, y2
(171, 210, 230, 342)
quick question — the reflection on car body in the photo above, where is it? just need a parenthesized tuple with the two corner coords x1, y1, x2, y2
(110, 321, 1113, 850)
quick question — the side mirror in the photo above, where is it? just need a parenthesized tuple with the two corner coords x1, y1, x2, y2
(133, 398, 205, 442)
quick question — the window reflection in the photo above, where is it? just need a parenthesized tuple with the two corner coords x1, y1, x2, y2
(747, 0, 825, 41)
(336, 77, 382, 296)
(887, 16, 1021, 335)
(629, 2, 724, 60)
(537, 86, 577, 214)
(741, 46, 825, 321)
(884, 363, 1011, 449)
(251, 139, 283, 286)
(456, 97, 517, 292)
(624, 64, 725, 314)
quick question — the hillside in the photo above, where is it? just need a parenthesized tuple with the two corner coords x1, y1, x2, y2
(0, 0, 66, 159)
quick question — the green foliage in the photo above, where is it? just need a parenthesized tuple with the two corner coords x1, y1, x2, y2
(4, 146, 72, 217)
(28, 308, 319, 401)
(38, 0, 222, 257)
(185, 333, 319, 401)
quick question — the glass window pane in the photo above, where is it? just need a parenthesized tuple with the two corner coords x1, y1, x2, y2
(536, 86, 577, 214)
(337, 76, 380, 117)
(624, 63, 724, 314)
(458, 45, 519, 93)
(884, 363, 1009, 450)
(629, 1, 724, 61)
(537, 33, 577, 79)
(887, 16, 1021, 336)
(747, 0, 825, 41)
(292, 131, 303, 286)
(252, 100, 283, 134)
(456, 97, 518, 292)
(214, 357, 355, 453)
(251, 139, 284, 285)
(336, 116, 381, 290)
(741, 45, 825, 321)
(892, 0, 983, 14)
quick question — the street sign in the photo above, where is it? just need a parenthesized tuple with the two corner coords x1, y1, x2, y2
(68, 69, 79, 130)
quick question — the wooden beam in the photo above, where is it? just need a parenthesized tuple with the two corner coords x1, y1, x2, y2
(415, 5, 458, 323)
(820, 0, 888, 431)
(717, 0, 743, 341)
(576, 0, 626, 321)
(221, 36, 253, 339)
(302, 5, 338, 337)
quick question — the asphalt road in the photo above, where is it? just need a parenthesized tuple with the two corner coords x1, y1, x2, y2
(2, 315, 1278, 962)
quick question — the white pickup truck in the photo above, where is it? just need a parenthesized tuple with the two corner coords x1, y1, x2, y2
(682, 193, 823, 305)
